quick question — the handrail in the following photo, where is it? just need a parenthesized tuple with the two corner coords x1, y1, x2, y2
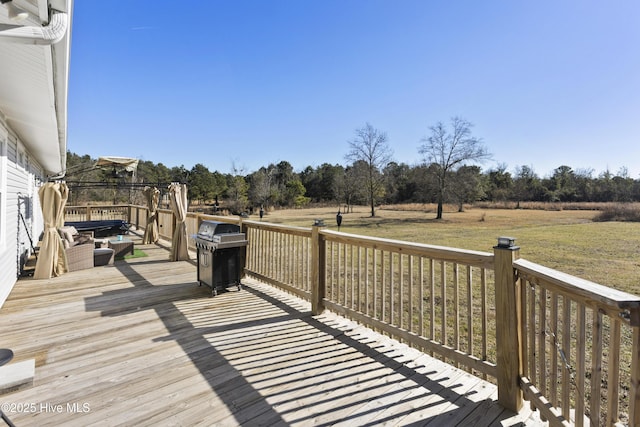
(321, 229, 494, 269)
(242, 220, 311, 237)
(515, 258, 640, 325)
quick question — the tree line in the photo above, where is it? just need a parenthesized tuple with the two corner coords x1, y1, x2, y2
(65, 152, 640, 212)
(64, 118, 640, 216)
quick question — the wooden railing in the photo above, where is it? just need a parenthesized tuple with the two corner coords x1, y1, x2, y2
(124, 205, 240, 248)
(317, 228, 497, 378)
(244, 221, 312, 300)
(514, 258, 640, 427)
(65, 205, 130, 222)
(244, 223, 640, 426)
(64, 205, 640, 425)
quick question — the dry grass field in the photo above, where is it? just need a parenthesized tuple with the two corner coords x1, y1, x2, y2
(255, 203, 640, 296)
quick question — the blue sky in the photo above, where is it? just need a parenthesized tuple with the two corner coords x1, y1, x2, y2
(67, 1, 640, 178)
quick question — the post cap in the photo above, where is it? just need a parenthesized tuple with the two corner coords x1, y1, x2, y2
(496, 236, 517, 248)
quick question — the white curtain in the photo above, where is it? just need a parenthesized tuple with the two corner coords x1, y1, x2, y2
(34, 182, 69, 279)
(168, 183, 189, 261)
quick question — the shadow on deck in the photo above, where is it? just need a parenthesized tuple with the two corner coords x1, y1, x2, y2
(1, 236, 539, 426)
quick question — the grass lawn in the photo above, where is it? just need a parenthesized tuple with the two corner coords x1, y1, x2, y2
(116, 248, 147, 260)
(255, 204, 640, 295)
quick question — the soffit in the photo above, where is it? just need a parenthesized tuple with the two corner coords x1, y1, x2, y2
(0, 0, 71, 176)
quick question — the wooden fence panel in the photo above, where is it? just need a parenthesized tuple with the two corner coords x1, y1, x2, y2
(515, 258, 640, 426)
(321, 229, 498, 380)
(65, 205, 129, 222)
(243, 221, 312, 300)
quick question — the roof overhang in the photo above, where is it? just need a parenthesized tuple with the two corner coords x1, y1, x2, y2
(0, 0, 72, 177)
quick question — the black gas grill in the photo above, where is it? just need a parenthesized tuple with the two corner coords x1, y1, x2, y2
(194, 221, 248, 296)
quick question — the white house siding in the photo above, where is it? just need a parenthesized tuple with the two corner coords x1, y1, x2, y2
(0, 119, 46, 308)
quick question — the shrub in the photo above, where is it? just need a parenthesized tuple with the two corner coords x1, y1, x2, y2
(593, 203, 640, 222)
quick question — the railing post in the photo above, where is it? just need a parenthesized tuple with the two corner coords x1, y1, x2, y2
(311, 221, 326, 315)
(239, 216, 247, 279)
(630, 315, 640, 426)
(86, 206, 91, 221)
(494, 236, 523, 413)
(196, 214, 203, 231)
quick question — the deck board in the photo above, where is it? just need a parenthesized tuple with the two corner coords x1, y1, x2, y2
(0, 236, 541, 426)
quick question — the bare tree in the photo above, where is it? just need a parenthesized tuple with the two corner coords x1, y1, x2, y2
(419, 117, 490, 219)
(345, 123, 393, 217)
(248, 166, 275, 209)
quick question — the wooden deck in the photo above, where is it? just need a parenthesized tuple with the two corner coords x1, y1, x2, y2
(0, 236, 540, 426)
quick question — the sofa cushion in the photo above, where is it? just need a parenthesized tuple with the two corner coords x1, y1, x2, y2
(59, 226, 77, 244)
(60, 226, 78, 235)
(94, 248, 115, 266)
(74, 234, 93, 245)
(59, 226, 94, 247)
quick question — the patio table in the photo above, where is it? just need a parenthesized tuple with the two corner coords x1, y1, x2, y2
(108, 238, 134, 258)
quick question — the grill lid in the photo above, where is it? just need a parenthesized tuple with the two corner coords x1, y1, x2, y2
(197, 220, 240, 241)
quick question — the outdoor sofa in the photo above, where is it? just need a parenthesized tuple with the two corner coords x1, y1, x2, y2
(58, 226, 114, 271)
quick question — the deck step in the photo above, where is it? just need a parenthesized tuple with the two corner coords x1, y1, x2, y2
(20, 254, 37, 277)
(0, 359, 35, 394)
